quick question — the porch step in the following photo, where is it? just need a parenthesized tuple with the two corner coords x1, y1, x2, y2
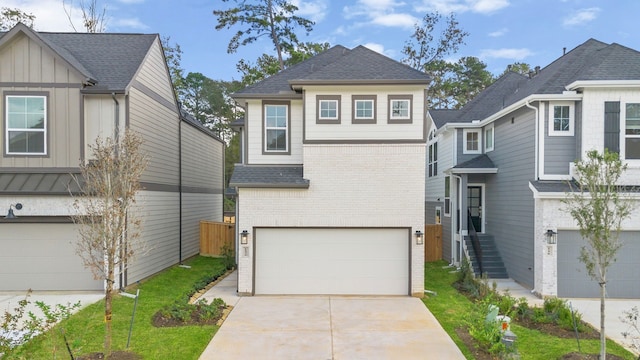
(464, 234, 509, 279)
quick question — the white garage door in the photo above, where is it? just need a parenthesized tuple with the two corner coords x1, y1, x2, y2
(0, 223, 103, 291)
(255, 228, 410, 295)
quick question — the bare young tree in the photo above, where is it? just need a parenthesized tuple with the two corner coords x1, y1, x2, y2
(563, 149, 635, 359)
(63, 0, 107, 33)
(71, 130, 148, 357)
(0, 7, 36, 31)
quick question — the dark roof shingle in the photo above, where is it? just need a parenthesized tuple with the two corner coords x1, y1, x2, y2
(229, 165, 310, 188)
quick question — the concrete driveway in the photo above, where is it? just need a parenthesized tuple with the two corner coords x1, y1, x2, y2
(199, 296, 465, 360)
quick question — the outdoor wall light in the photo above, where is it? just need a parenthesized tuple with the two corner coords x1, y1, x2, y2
(415, 230, 424, 245)
(240, 230, 249, 245)
(5, 203, 22, 219)
(545, 229, 557, 245)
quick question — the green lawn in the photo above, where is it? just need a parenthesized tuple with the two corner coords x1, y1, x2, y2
(423, 261, 636, 360)
(5, 256, 228, 359)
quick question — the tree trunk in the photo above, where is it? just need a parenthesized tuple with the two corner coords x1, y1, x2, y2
(105, 270, 113, 357)
(600, 281, 606, 360)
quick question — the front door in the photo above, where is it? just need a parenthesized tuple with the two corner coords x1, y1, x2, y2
(468, 186, 482, 233)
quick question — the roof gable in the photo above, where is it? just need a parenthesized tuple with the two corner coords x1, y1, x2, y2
(233, 45, 429, 98)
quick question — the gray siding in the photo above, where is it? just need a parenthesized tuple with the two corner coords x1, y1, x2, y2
(182, 193, 223, 258)
(544, 102, 577, 175)
(484, 108, 536, 287)
(181, 124, 224, 190)
(558, 230, 640, 298)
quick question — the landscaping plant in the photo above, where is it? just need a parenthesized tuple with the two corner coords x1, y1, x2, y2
(563, 149, 636, 359)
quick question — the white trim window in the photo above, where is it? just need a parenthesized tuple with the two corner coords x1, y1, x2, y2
(318, 98, 339, 121)
(352, 95, 376, 123)
(625, 103, 640, 159)
(463, 129, 481, 154)
(428, 142, 438, 177)
(484, 124, 494, 152)
(548, 102, 574, 136)
(355, 100, 374, 119)
(6, 95, 47, 155)
(390, 99, 410, 119)
(444, 176, 451, 216)
(264, 104, 288, 152)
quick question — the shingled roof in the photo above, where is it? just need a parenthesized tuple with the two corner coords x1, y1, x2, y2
(0, 23, 157, 92)
(433, 38, 640, 128)
(232, 45, 430, 98)
(230, 165, 310, 188)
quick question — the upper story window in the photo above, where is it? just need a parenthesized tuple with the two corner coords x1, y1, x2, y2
(316, 95, 341, 124)
(549, 102, 574, 136)
(263, 102, 289, 154)
(444, 176, 451, 216)
(463, 129, 481, 154)
(352, 95, 376, 124)
(625, 103, 640, 159)
(484, 124, 494, 152)
(5, 94, 47, 155)
(388, 95, 413, 123)
(428, 142, 438, 177)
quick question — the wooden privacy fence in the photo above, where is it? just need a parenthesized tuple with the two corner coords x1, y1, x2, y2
(200, 221, 235, 257)
(425, 224, 443, 261)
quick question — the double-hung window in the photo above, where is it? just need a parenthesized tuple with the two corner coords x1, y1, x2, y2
(463, 129, 481, 154)
(484, 124, 494, 152)
(388, 95, 413, 123)
(444, 176, 451, 216)
(548, 102, 574, 136)
(625, 103, 640, 159)
(5, 94, 47, 155)
(352, 95, 376, 124)
(316, 95, 341, 124)
(428, 142, 438, 177)
(264, 102, 289, 153)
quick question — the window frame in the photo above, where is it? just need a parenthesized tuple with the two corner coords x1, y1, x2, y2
(463, 129, 481, 154)
(262, 101, 290, 155)
(435, 206, 442, 225)
(548, 102, 575, 136)
(428, 141, 438, 177)
(484, 124, 494, 152)
(352, 95, 377, 124)
(444, 176, 451, 217)
(316, 95, 341, 124)
(387, 94, 413, 123)
(4, 93, 48, 156)
(623, 102, 640, 160)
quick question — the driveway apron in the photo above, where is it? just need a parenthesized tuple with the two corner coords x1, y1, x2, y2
(199, 296, 464, 360)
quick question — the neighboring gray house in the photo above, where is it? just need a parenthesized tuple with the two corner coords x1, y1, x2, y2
(426, 38, 640, 299)
(230, 45, 428, 296)
(0, 23, 224, 291)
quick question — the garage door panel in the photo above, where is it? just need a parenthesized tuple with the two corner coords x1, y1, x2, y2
(558, 231, 640, 298)
(0, 224, 102, 291)
(255, 228, 409, 295)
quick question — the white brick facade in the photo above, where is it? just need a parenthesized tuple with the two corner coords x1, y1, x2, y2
(237, 143, 426, 296)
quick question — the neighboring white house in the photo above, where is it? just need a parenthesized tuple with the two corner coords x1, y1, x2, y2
(230, 45, 428, 296)
(427, 39, 640, 298)
(0, 24, 225, 291)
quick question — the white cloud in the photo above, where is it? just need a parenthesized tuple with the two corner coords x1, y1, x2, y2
(415, 0, 509, 14)
(290, 0, 328, 23)
(363, 42, 385, 54)
(343, 0, 416, 29)
(116, 0, 145, 3)
(111, 17, 148, 30)
(563, 7, 600, 27)
(3, 0, 81, 31)
(479, 48, 533, 60)
(371, 13, 418, 29)
(488, 28, 508, 37)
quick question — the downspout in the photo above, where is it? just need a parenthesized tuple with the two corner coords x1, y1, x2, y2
(179, 117, 183, 264)
(525, 100, 540, 180)
(111, 93, 125, 290)
(451, 174, 463, 266)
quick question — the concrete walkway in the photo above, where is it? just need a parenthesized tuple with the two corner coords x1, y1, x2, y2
(494, 278, 640, 355)
(199, 272, 464, 360)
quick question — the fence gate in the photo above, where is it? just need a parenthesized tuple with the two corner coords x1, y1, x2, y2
(424, 224, 442, 261)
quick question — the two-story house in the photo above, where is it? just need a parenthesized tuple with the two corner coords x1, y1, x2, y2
(427, 38, 640, 299)
(0, 23, 225, 291)
(230, 45, 428, 296)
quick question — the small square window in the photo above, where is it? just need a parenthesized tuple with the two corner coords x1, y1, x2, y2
(548, 102, 574, 136)
(388, 95, 413, 123)
(463, 129, 481, 154)
(316, 95, 341, 124)
(352, 95, 376, 124)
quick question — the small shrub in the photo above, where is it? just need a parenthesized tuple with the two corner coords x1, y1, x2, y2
(221, 243, 235, 270)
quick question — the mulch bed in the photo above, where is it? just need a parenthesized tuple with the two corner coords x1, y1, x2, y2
(151, 304, 228, 327)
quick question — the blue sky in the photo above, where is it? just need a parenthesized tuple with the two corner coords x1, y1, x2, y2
(7, 0, 640, 81)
